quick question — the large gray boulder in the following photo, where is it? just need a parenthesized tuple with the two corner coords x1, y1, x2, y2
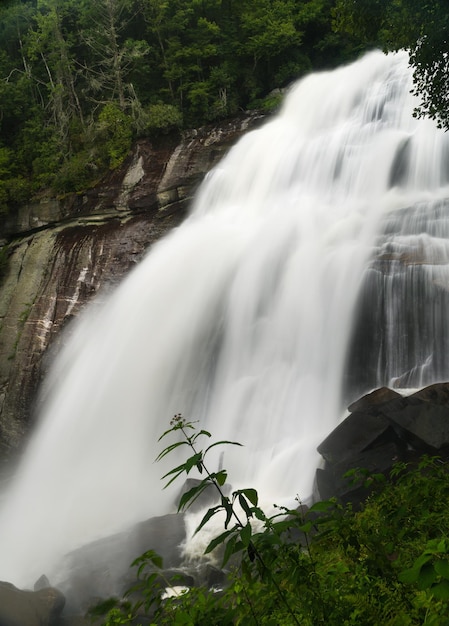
(315, 382, 449, 504)
(317, 411, 394, 464)
(380, 383, 449, 450)
(59, 512, 187, 614)
(0, 581, 65, 626)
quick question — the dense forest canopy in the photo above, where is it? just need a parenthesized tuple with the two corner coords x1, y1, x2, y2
(0, 0, 446, 211)
(0, 0, 357, 206)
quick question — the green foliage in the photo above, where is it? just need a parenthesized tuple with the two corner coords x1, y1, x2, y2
(52, 151, 99, 194)
(0, 146, 31, 212)
(4, 176, 32, 206)
(95, 418, 449, 626)
(137, 103, 183, 136)
(248, 91, 285, 114)
(96, 103, 133, 169)
(0, 148, 13, 213)
(31, 139, 64, 190)
(399, 539, 449, 600)
(0, 0, 366, 204)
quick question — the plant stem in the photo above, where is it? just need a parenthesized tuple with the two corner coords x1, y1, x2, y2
(180, 424, 302, 626)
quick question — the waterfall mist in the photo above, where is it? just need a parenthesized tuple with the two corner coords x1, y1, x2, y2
(1, 50, 449, 588)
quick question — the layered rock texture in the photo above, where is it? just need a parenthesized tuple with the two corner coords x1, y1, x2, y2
(0, 113, 265, 448)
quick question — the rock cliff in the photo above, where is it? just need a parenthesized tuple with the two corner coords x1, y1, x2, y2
(0, 113, 266, 448)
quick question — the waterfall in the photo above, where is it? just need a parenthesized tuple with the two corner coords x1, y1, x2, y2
(1, 49, 449, 588)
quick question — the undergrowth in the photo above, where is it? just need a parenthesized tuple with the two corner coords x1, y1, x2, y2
(90, 416, 449, 625)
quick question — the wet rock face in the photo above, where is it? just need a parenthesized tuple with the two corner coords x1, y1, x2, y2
(0, 113, 266, 448)
(344, 199, 449, 400)
(0, 215, 173, 446)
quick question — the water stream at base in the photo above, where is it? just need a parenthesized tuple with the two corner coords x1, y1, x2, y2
(1, 50, 449, 587)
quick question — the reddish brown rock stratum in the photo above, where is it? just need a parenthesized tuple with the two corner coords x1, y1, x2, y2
(0, 113, 266, 447)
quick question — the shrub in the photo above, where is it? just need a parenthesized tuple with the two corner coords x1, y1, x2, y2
(53, 151, 99, 194)
(137, 103, 183, 136)
(96, 104, 133, 169)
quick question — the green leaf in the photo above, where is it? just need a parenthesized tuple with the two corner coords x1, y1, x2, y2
(131, 550, 163, 570)
(238, 493, 253, 519)
(430, 579, 449, 600)
(195, 505, 222, 534)
(240, 522, 252, 548)
(437, 539, 449, 553)
(308, 500, 335, 513)
(184, 452, 202, 474)
(417, 563, 437, 590)
(155, 440, 189, 462)
(149, 553, 163, 569)
(161, 467, 185, 489)
(398, 567, 420, 584)
(164, 472, 186, 489)
(435, 559, 449, 580)
(254, 508, 267, 522)
(222, 497, 234, 529)
(215, 470, 227, 486)
(205, 527, 238, 554)
(178, 481, 209, 512)
(241, 558, 254, 582)
(298, 521, 313, 533)
(223, 537, 244, 567)
(240, 488, 258, 506)
(204, 440, 244, 456)
(273, 519, 299, 534)
(161, 461, 189, 480)
(157, 426, 175, 441)
(413, 552, 434, 570)
(143, 572, 158, 587)
(190, 429, 211, 446)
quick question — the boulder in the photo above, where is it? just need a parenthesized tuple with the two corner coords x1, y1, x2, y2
(409, 382, 449, 405)
(347, 387, 402, 413)
(379, 395, 449, 450)
(0, 581, 65, 626)
(34, 574, 51, 591)
(60, 512, 187, 614)
(317, 411, 393, 464)
(315, 439, 403, 504)
(315, 382, 449, 503)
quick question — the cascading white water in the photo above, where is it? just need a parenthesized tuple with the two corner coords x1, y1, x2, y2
(347, 197, 449, 393)
(1, 49, 449, 588)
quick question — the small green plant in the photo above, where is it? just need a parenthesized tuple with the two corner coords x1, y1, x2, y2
(157, 413, 303, 625)
(96, 104, 133, 169)
(137, 103, 183, 137)
(53, 151, 99, 194)
(399, 538, 449, 600)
